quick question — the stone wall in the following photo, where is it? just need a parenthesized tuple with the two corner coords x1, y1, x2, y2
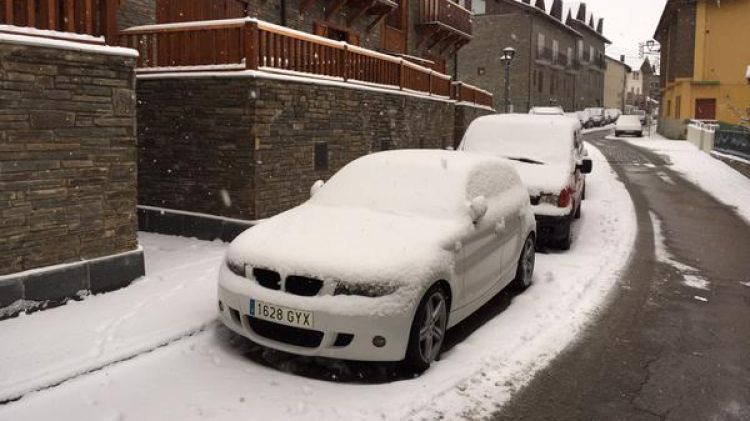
(0, 40, 139, 276)
(118, 0, 156, 30)
(137, 74, 492, 222)
(454, 104, 491, 148)
(658, 117, 688, 140)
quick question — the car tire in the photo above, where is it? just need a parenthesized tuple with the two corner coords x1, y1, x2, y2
(615, 131, 621, 137)
(511, 235, 536, 291)
(405, 283, 449, 373)
(582, 183, 587, 201)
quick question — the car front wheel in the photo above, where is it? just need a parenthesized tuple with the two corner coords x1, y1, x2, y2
(406, 284, 449, 373)
(511, 235, 536, 290)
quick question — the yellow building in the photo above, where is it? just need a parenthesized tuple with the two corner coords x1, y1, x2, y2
(655, 0, 750, 138)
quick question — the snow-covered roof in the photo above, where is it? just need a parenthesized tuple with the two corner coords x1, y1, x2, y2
(461, 114, 579, 165)
(0, 25, 138, 58)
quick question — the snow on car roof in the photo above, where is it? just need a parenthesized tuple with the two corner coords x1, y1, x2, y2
(529, 106, 565, 115)
(312, 149, 522, 219)
(460, 114, 579, 165)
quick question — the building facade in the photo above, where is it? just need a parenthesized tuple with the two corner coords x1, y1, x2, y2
(456, 0, 609, 113)
(567, 2, 609, 110)
(655, 0, 750, 138)
(626, 69, 643, 109)
(604, 55, 631, 111)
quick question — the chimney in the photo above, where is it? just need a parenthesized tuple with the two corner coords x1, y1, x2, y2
(576, 2, 587, 21)
(620, 54, 625, 63)
(588, 15, 595, 28)
(535, 0, 546, 10)
(566, 9, 574, 25)
(551, 0, 563, 20)
(597, 18, 604, 34)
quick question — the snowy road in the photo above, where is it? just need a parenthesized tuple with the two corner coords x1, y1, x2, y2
(0, 145, 637, 421)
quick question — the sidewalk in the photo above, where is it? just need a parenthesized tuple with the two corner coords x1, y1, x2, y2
(0, 233, 226, 402)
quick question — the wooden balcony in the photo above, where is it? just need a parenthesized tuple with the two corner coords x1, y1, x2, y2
(416, 0, 472, 55)
(0, 0, 119, 44)
(119, 18, 492, 107)
(451, 81, 493, 108)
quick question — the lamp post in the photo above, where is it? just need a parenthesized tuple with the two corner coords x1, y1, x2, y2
(500, 47, 516, 113)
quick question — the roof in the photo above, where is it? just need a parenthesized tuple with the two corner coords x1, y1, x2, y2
(605, 56, 632, 72)
(498, 0, 583, 38)
(568, 18, 611, 44)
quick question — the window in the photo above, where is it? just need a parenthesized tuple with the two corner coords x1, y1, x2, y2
(577, 40, 584, 59)
(537, 33, 545, 55)
(567, 47, 573, 65)
(675, 95, 681, 118)
(472, 0, 485, 14)
(552, 40, 559, 60)
(386, 0, 405, 29)
(589, 46, 595, 62)
(538, 71, 544, 93)
(666, 100, 672, 117)
(314, 142, 328, 171)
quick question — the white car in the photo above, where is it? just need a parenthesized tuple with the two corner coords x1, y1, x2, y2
(529, 106, 565, 116)
(218, 150, 537, 372)
(604, 108, 621, 124)
(576, 110, 593, 128)
(615, 115, 645, 137)
(585, 107, 606, 126)
(459, 115, 592, 249)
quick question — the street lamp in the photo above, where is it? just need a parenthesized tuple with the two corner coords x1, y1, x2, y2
(500, 47, 516, 113)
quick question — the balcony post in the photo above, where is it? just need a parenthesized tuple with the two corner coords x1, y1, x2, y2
(101, 0, 118, 45)
(399, 60, 404, 90)
(245, 20, 259, 70)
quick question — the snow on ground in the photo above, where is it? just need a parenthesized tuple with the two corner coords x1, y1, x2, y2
(0, 234, 227, 402)
(0, 144, 636, 421)
(650, 211, 711, 292)
(618, 132, 750, 225)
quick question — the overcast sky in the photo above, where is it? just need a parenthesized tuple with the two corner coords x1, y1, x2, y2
(564, 0, 668, 69)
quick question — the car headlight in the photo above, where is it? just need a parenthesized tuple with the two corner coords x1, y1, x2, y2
(226, 259, 246, 277)
(333, 282, 398, 297)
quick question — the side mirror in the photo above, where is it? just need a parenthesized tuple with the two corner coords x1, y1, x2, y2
(310, 180, 325, 197)
(578, 159, 593, 174)
(468, 196, 488, 223)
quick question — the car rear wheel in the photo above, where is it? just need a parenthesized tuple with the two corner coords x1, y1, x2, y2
(511, 235, 536, 291)
(555, 220, 573, 250)
(405, 284, 448, 373)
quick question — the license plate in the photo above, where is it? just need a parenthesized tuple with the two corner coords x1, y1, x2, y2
(249, 299, 314, 329)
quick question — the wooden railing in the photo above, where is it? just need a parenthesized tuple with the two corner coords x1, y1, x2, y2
(419, 0, 472, 36)
(0, 0, 119, 44)
(451, 81, 493, 108)
(120, 18, 469, 101)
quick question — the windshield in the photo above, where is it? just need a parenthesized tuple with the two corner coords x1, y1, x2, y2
(461, 116, 576, 165)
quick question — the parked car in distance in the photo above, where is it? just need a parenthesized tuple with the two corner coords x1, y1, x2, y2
(604, 108, 621, 124)
(576, 110, 593, 128)
(218, 150, 537, 373)
(615, 115, 645, 137)
(585, 107, 606, 127)
(634, 109, 647, 126)
(460, 115, 592, 249)
(530, 106, 565, 116)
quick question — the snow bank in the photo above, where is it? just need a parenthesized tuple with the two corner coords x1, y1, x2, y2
(0, 27, 137, 58)
(625, 135, 750, 225)
(0, 143, 637, 421)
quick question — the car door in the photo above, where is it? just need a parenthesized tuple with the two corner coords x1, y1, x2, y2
(459, 196, 519, 307)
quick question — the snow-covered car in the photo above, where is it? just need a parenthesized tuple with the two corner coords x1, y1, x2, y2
(459, 115, 592, 249)
(218, 150, 537, 372)
(529, 106, 565, 116)
(585, 107, 606, 127)
(576, 110, 593, 128)
(604, 108, 621, 124)
(614, 115, 644, 137)
(634, 109, 648, 126)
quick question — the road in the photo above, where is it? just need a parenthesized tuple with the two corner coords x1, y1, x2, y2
(492, 131, 750, 420)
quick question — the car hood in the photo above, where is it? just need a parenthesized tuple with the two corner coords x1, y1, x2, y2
(226, 204, 468, 286)
(507, 161, 572, 196)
